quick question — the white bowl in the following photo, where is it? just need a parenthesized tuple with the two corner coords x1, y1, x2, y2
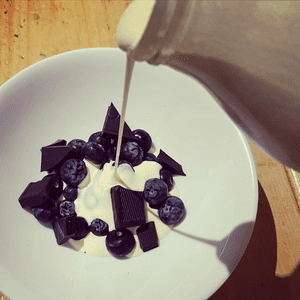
(0, 48, 258, 300)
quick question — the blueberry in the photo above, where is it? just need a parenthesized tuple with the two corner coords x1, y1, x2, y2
(82, 141, 105, 164)
(158, 196, 185, 225)
(133, 129, 152, 152)
(88, 131, 110, 150)
(159, 169, 174, 192)
(105, 229, 135, 258)
(144, 153, 157, 162)
(143, 178, 168, 207)
(60, 158, 88, 187)
(120, 141, 144, 166)
(71, 217, 90, 240)
(90, 218, 109, 236)
(63, 186, 78, 201)
(58, 200, 76, 217)
(68, 139, 86, 159)
(32, 205, 57, 222)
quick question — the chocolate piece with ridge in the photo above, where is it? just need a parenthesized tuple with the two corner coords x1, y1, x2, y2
(18, 174, 63, 209)
(40, 144, 74, 172)
(137, 221, 159, 252)
(156, 149, 186, 176)
(102, 103, 137, 142)
(52, 215, 76, 245)
(110, 185, 146, 229)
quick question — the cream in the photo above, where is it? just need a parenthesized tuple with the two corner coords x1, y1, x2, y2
(116, 0, 156, 51)
(69, 157, 179, 257)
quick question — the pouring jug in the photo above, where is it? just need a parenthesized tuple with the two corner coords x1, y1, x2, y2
(116, 0, 300, 172)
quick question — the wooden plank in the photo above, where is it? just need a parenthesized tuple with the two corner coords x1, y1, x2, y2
(0, 0, 131, 86)
(249, 141, 300, 277)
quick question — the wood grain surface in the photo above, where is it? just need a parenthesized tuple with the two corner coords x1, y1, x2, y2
(1, 1, 300, 299)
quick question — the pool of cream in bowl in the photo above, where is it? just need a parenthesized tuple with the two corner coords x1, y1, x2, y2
(69, 155, 180, 257)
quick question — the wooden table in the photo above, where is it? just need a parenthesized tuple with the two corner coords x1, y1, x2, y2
(1, 1, 300, 299)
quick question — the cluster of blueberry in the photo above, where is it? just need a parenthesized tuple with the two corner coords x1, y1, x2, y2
(18, 103, 186, 258)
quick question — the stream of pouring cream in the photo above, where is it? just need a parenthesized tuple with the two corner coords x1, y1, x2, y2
(114, 0, 156, 180)
(113, 56, 135, 182)
(69, 1, 176, 256)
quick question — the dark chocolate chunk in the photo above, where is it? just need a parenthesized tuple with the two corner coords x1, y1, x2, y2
(44, 139, 67, 147)
(18, 174, 63, 209)
(52, 215, 76, 245)
(102, 103, 137, 142)
(110, 185, 146, 229)
(40, 144, 73, 172)
(32, 205, 57, 223)
(45, 174, 64, 200)
(137, 221, 159, 252)
(156, 150, 186, 176)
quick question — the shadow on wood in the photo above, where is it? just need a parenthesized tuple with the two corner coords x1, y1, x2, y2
(209, 181, 300, 299)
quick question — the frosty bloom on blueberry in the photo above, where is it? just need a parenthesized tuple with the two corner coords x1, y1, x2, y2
(143, 178, 168, 207)
(120, 141, 144, 166)
(158, 196, 186, 225)
(82, 141, 105, 164)
(60, 158, 88, 187)
(90, 219, 109, 236)
(59, 200, 76, 217)
(63, 186, 78, 201)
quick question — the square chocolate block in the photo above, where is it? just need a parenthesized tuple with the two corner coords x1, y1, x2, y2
(137, 222, 159, 252)
(111, 185, 146, 229)
(52, 216, 76, 245)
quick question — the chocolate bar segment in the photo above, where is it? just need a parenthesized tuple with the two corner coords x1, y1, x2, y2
(102, 103, 137, 142)
(18, 174, 63, 209)
(52, 216, 76, 245)
(137, 221, 159, 252)
(156, 150, 186, 176)
(40, 145, 73, 172)
(110, 185, 146, 229)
